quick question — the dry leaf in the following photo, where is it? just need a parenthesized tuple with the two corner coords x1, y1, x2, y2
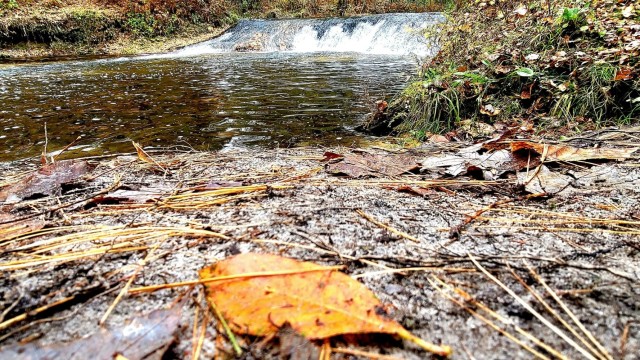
(0, 306, 181, 360)
(429, 135, 450, 143)
(480, 104, 501, 117)
(200, 253, 451, 357)
(0, 161, 93, 204)
(517, 165, 574, 195)
(326, 152, 419, 178)
(132, 141, 166, 172)
(510, 141, 638, 162)
(615, 67, 633, 81)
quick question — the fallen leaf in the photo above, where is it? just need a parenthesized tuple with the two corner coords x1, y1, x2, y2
(326, 152, 419, 178)
(132, 141, 166, 172)
(200, 253, 451, 357)
(0, 160, 93, 204)
(421, 148, 522, 179)
(479, 104, 501, 117)
(622, 5, 634, 19)
(515, 67, 535, 77)
(376, 100, 388, 112)
(322, 152, 344, 161)
(520, 82, 535, 99)
(392, 185, 433, 197)
(517, 165, 574, 195)
(0, 306, 181, 360)
(429, 134, 450, 143)
(510, 141, 638, 162)
(614, 67, 633, 81)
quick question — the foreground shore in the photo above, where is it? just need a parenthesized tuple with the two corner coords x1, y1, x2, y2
(1, 133, 639, 358)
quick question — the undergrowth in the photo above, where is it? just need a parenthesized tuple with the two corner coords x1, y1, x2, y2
(375, 0, 640, 139)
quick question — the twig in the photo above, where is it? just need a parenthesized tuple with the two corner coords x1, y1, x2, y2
(356, 209, 419, 242)
(52, 135, 83, 162)
(449, 193, 546, 239)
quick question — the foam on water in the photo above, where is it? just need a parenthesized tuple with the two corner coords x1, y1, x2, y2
(173, 13, 442, 57)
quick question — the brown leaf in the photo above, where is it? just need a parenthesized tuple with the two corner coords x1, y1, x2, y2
(322, 152, 344, 161)
(132, 141, 166, 172)
(0, 306, 181, 360)
(392, 185, 433, 197)
(614, 67, 634, 81)
(0, 161, 93, 204)
(276, 323, 320, 360)
(376, 100, 388, 112)
(429, 135, 450, 143)
(510, 141, 638, 162)
(200, 253, 451, 357)
(326, 152, 419, 178)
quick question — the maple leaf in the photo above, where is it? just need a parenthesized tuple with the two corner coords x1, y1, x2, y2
(200, 253, 452, 357)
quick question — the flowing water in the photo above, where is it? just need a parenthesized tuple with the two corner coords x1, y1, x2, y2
(0, 13, 442, 162)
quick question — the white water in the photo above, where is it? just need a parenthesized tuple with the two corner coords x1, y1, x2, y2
(174, 13, 443, 57)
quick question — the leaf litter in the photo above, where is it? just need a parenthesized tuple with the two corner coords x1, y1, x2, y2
(0, 134, 638, 359)
(199, 253, 451, 356)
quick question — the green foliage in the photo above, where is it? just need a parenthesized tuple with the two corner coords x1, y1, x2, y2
(0, 0, 18, 14)
(127, 13, 156, 36)
(0, 0, 18, 9)
(395, 81, 461, 134)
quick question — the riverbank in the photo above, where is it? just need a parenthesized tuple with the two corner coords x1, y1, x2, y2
(0, 0, 450, 60)
(364, 0, 640, 140)
(0, 131, 639, 358)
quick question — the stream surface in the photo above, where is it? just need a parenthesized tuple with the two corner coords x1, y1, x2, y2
(0, 52, 415, 162)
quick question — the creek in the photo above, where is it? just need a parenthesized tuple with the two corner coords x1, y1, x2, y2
(0, 13, 441, 162)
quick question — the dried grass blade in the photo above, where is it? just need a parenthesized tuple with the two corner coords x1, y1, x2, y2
(525, 263, 612, 360)
(468, 254, 597, 360)
(428, 276, 551, 360)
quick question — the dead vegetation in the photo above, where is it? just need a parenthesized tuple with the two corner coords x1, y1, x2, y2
(0, 129, 638, 358)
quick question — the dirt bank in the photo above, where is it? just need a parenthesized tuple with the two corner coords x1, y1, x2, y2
(0, 132, 638, 359)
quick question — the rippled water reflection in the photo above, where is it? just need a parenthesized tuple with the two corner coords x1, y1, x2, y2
(0, 53, 415, 161)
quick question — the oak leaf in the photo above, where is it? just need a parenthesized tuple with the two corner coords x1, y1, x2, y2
(199, 253, 451, 357)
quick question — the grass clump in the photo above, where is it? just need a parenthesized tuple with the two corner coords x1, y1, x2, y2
(372, 0, 640, 139)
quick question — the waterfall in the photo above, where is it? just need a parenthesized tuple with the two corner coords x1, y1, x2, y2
(176, 13, 443, 57)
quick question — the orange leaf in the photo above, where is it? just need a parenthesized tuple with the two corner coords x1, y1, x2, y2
(614, 67, 633, 81)
(510, 141, 638, 162)
(200, 253, 452, 357)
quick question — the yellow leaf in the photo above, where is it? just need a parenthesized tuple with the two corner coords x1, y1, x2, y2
(200, 253, 452, 357)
